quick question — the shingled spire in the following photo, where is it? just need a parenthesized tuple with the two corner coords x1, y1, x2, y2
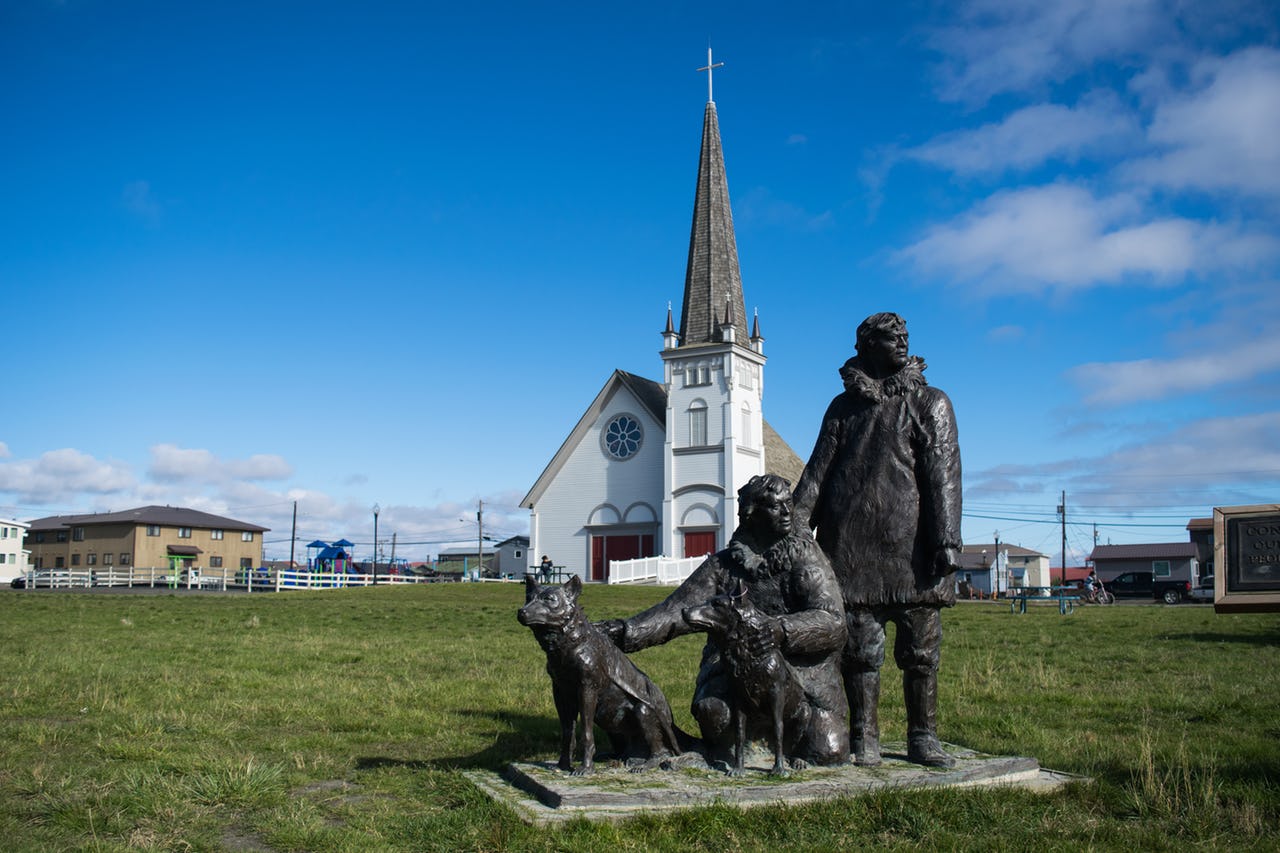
(677, 91, 748, 346)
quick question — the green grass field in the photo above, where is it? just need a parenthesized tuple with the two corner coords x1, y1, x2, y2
(1, 585, 1277, 851)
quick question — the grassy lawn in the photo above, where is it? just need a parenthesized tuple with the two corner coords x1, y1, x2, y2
(1, 585, 1277, 851)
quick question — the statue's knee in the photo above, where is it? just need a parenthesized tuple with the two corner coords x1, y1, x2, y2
(895, 646, 939, 676)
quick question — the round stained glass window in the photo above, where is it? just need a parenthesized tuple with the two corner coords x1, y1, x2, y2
(602, 414, 643, 460)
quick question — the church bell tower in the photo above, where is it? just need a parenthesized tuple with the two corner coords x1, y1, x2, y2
(661, 51, 767, 559)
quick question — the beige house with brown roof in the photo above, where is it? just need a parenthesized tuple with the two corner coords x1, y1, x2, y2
(27, 505, 268, 577)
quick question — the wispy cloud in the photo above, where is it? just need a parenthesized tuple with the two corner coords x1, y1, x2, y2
(1124, 46, 1280, 198)
(902, 93, 1140, 176)
(928, 0, 1177, 104)
(149, 444, 292, 483)
(0, 449, 135, 504)
(737, 187, 833, 232)
(968, 411, 1280, 505)
(1069, 339, 1280, 406)
(896, 183, 1277, 293)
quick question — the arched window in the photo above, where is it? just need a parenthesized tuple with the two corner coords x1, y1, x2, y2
(689, 400, 708, 446)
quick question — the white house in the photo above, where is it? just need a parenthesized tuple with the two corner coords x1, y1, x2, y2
(522, 85, 804, 582)
(0, 518, 31, 584)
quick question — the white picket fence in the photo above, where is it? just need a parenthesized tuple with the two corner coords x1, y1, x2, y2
(606, 555, 703, 586)
(13, 567, 443, 592)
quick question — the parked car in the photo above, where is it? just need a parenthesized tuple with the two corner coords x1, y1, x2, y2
(1105, 570, 1193, 603)
(1106, 571, 1154, 598)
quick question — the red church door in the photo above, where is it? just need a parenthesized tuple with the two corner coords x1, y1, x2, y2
(683, 531, 717, 558)
(591, 534, 656, 581)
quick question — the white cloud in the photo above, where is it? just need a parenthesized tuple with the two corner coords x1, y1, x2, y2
(967, 411, 1280, 508)
(1070, 337, 1280, 405)
(1125, 47, 1280, 198)
(0, 448, 135, 504)
(0, 442, 9, 459)
(896, 183, 1278, 293)
(929, 0, 1175, 103)
(149, 444, 292, 483)
(1097, 411, 1280, 485)
(903, 94, 1140, 175)
(1067, 277, 1280, 405)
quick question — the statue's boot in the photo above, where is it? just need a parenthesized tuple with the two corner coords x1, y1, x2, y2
(904, 670, 955, 768)
(847, 670, 881, 767)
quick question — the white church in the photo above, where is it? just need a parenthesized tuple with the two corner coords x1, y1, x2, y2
(521, 73, 804, 582)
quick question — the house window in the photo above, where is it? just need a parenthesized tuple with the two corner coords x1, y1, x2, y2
(211, 529, 224, 540)
(73, 527, 85, 541)
(514, 550, 523, 560)
(71, 553, 81, 566)
(241, 531, 254, 542)
(1, 527, 6, 538)
(146, 525, 161, 536)
(35, 532, 46, 543)
(0, 554, 6, 564)
(56, 530, 68, 542)
(689, 403, 708, 446)
(240, 557, 253, 569)
(178, 527, 192, 539)
(103, 553, 114, 565)
(687, 365, 711, 386)
(120, 553, 131, 566)
(210, 556, 223, 568)
(87, 553, 97, 566)
(1152, 560, 1171, 577)
(35, 557, 43, 569)
(55, 557, 65, 568)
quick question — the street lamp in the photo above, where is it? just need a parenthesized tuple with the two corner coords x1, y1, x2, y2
(372, 503, 380, 585)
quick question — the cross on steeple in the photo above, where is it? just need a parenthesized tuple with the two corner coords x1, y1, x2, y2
(697, 47, 724, 103)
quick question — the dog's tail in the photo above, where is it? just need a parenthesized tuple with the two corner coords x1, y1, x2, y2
(672, 722, 703, 755)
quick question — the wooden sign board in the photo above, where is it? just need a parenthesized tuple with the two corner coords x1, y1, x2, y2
(1214, 504, 1280, 613)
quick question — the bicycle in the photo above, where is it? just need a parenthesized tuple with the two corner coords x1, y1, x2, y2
(1083, 582, 1115, 605)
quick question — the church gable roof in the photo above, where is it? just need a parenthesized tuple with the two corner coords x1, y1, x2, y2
(678, 100, 748, 347)
(521, 370, 667, 509)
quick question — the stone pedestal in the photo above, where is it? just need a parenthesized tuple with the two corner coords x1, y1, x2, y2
(465, 743, 1086, 825)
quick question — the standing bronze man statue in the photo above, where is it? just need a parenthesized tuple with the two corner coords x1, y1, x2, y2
(793, 312, 962, 768)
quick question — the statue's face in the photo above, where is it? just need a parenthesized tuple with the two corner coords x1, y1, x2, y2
(751, 491, 793, 539)
(861, 326, 909, 375)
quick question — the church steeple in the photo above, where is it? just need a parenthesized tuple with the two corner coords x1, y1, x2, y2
(677, 54, 748, 347)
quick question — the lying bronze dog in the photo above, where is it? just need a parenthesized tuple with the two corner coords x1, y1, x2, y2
(682, 580, 808, 776)
(518, 575, 688, 775)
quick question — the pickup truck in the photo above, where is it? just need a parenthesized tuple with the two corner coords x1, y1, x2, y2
(1188, 574, 1215, 603)
(1105, 570, 1195, 604)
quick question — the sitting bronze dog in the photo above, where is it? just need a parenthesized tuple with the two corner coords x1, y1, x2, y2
(682, 580, 809, 776)
(518, 575, 688, 775)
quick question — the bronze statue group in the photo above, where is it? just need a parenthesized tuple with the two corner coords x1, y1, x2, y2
(518, 313, 964, 776)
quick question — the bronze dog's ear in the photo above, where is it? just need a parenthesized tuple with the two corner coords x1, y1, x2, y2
(564, 574, 583, 600)
(524, 574, 540, 603)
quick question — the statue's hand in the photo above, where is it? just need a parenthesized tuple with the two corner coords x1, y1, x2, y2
(596, 619, 626, 648)
(934, 547, 961, 577)
(744, 616, 784, 657)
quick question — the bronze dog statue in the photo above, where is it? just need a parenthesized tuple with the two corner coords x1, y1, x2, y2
(518, 575, 689, 775)
(682, 579, 808, 776)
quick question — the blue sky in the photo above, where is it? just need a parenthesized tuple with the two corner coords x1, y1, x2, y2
(3, 1, 1278, 565)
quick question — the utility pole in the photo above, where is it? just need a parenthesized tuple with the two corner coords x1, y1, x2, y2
(476, 500, 484, 580)
(389, 532, 397, 576)
(1058, 490, 1067, 587)
(289, 501, 297, 570)
(994, 529, 1001, 595)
